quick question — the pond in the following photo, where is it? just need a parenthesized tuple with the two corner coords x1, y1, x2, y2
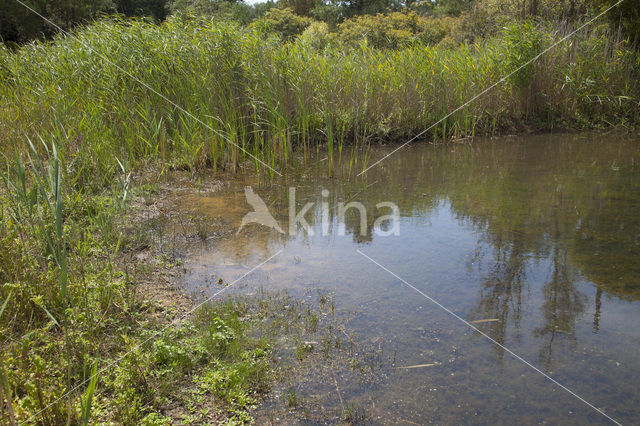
(175, 132, 640, 424)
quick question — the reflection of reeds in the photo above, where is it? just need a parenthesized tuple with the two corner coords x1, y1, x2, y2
(0, 19, 637, 178)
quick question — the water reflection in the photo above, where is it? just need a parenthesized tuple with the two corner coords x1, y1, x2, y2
(176, 132, 640, 423)
(534, 245, 586, 368)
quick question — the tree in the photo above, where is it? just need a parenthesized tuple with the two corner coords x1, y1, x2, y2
(434, 0, 475, 16)
(310, 0, 343, 27)
(1, 0, 113, 43)
(595, 0, 640, 44)
(168, 0, 259, 24)
(342, 0, 403, 16)
(114, 0, 169, 21)
(278, 0, 316, 16)
(253, 7, 311, 39)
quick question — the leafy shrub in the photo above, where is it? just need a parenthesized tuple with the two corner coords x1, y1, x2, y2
(337, 12, 416, 49)
(196, 307, 236, 356)
(253, 7, 311, 40)
(336, 11, 454, 49)
(298, 21, 331, 50)
(452, 0, 590, 42)
(418, 16, 457, 45)
(279, 0, 316, 16)
(153, 339, 192, 370)
(168, 0, 258, 25)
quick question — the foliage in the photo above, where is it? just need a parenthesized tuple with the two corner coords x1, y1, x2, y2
(340, 0, 405, 17)
(278, 0, 317, 16)
(433, 0, 475, 17)
(113, 0, 169, 21)
(0, 0, 263, 43)
(3, 0, 636, 48)
(0, 0, 112, 42)
(336, 11, 455, 48)
(298, 21, 332, 49)
(595, 0, 640, 44)
(451, 0, 591, 42)
(168, 0, 260, 24)
(253, 7, 312, 39)
(0, 17, 637, 183)
(309, 0, 345, 28)
(502, 21, 546, 89)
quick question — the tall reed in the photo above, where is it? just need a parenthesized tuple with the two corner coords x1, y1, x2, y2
(0, 17, 638, 179)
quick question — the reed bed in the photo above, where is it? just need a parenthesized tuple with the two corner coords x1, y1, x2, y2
(0, 16, 638, 179)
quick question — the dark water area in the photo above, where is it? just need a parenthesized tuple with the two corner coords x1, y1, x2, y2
(176, 133, 640, 424)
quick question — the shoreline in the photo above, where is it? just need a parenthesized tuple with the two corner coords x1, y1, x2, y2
(2, 131, 639, 423)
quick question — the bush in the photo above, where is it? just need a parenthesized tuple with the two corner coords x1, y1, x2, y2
(253, 7, 311, 40)
(168, 0, 258, 25)
(337, 12, 415, 49)
(418, 16, 457, 45)
(298, 21, 332, 50)
(452, 0, 591, 42)
(336, 11, 455, 49)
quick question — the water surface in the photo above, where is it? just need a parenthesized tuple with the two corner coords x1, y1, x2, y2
(177, 133, 640, 424)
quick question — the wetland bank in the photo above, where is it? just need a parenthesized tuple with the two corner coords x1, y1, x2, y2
(2, 1, 640, 423)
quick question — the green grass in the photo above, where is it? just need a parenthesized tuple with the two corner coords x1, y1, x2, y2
(0, 17, 638, 181)
(0, 142, 289, 423)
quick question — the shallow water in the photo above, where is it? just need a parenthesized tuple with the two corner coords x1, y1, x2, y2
(178, 133, 640, 424)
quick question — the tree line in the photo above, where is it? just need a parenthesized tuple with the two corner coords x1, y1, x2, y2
(1, 0, 638, 45)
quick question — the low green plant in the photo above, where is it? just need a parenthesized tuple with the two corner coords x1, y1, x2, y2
(286, 388, 300, 408)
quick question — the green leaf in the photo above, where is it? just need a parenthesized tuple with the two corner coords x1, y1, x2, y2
(0, 291, 11, 321)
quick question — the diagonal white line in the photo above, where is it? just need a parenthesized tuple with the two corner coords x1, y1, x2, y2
(358, 0, 625, 176)
(356, 249, 622, 425)
(11, 0, 282, 177)
(24, 249, 284, 424)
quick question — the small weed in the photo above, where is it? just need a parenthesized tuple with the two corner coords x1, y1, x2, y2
(343, 403, 368, 424)
(286, 388, 302, 408)
(295, 341, 314, 360)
